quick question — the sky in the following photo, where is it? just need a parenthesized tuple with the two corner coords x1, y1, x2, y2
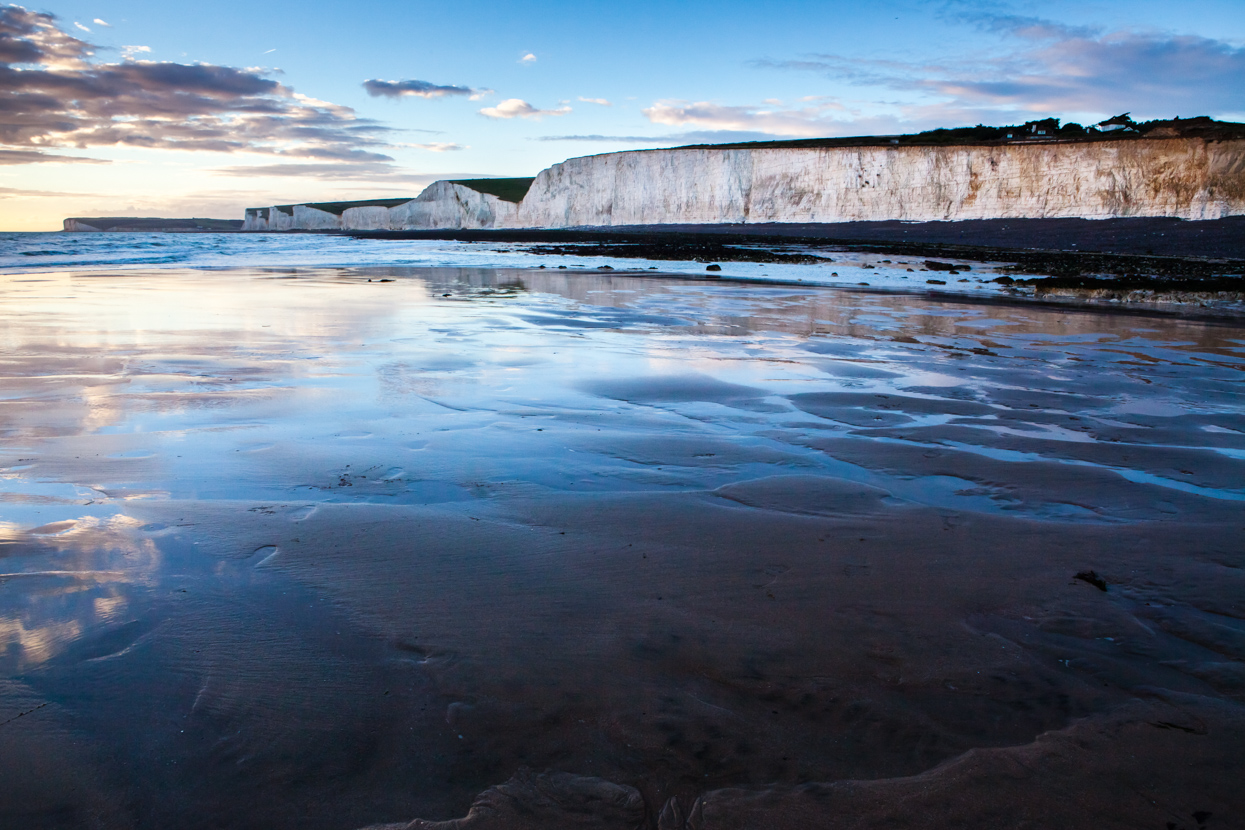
(1, 0, 1243, 230)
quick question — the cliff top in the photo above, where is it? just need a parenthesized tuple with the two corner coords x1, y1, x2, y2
(669, 116, 1245, 152)
(245, 181, 536, 216)
(248, 198, 416, 218)
(449, 178, 536, 204)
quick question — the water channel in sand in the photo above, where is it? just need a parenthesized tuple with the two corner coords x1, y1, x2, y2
(0, 266, 1242, 829)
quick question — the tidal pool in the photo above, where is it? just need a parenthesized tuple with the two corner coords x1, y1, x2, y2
(0, 266, 1242, 829)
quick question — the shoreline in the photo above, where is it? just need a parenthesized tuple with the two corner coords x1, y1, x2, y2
(350, 220, 1245, 316)
(13, 223, 1245, 316)
(346, 216, 1245, 261)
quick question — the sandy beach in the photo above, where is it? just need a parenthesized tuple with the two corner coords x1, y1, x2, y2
(0, 265, 1241, 829)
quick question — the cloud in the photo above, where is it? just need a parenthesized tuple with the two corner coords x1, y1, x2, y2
(362, 78, 487, 100)
(0, 147, 107, 164)
(642, 99, 847, 137)
(578, 97, 611, 106)
(956, 12, 1101, 42)
(214, 162, 396, 178)
(519, 53, 537, 64)
(756, 19, 1245, 121)
(73, 21, 89, 32)
(92, 19, 111, 28)
(406, 142, 465, 152)
(121, 44, 151, 60)
(0, 185, 99, 198)
(479, 98, 570, 119)
(536, 131, 784, 145)
(210, 163, 479, 190)
(536, 134, 669, 142)
(0, 6, 399, 164)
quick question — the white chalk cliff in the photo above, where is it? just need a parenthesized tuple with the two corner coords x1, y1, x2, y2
(242, 183, 518, 232)
(354, 182, 518, 230)
(242, 137, 1245, 231)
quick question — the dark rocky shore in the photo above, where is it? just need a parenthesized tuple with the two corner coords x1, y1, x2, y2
(348, 216, 1245, 260)
(350, 217, 1245, 307)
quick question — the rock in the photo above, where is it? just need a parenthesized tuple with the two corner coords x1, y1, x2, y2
(705, 264, 722, 271)
(927, 279, 947, 285)
(357, 770, 645, 830)
(359, 696, 1245, 830)
(1075, 570, 1108, 591)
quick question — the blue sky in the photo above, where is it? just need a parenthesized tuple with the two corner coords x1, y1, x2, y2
(2, 0, 1244, 229)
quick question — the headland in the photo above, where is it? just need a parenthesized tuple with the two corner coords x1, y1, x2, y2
(63, 217, 244, 232)
(240, 116, 1245, 232)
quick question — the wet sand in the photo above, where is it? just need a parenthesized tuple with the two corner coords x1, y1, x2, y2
(0, 267, 1242, 829)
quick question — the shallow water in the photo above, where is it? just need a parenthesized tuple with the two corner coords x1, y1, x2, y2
(0, 265, 1242, 829)
(0, 231, 1018, 297)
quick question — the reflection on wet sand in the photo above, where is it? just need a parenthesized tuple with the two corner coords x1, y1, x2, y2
(0, 267, 1242, 829)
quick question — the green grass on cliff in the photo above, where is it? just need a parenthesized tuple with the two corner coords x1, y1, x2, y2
(269, 198, 418, 217)
(448, 178, 535, 204)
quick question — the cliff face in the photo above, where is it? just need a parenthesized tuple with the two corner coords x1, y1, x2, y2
(243, 208, 297, 231)
(513, 138, 1245, 226)
(64, 219, 102, 231)
(243, 183, 517, 231)
(362, 182, 517, 230)
(238, 137, 1245, 231)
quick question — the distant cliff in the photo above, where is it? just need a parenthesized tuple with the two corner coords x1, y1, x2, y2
(64, 217, 243, 232)
(241, 180, 534, 231)
(240, 123, 1245, 231)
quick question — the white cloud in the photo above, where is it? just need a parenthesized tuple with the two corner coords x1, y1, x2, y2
(478, 98, 570, 119)
(755, 16, 1245, 123)
(519, 53, 537, 64)
(578, 97, 611, 106)
(211, 163, 461, 186)
(536, 131, 784, 145)
(642, 99, 847, 137)
(121, 45, 151, 60)
(92, 18, 111, 28)
(0, 186, 100, 199)
(407, 142, 466, 152)
(73, 21, 90, 32)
